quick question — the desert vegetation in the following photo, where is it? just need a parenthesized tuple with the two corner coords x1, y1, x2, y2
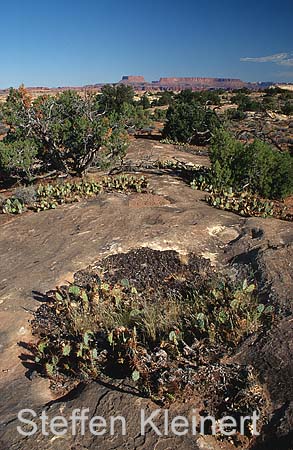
(0, 83, 292, 449)
(157, 88, 293, 220)
(1, 175, 148, 214)
(0, 85, 151, 183)
(0, 85, 292, 223)
(31, 248, 273, 443)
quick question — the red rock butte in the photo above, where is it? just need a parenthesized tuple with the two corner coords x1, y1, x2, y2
(121, 76, 146, 83)
(117, 75, 271, 91)
(158, 77, 243, 85)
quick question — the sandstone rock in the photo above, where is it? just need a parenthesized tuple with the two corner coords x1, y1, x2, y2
(0, 140, 292, 449)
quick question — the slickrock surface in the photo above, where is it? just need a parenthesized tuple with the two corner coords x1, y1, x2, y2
(0, 140, 292, 449)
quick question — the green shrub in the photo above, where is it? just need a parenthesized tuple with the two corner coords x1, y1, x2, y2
(270, 151, 293, 199)
(281, 101, 293, 115)
(262, 95, 278, 111)
(152, 91, 174, 106)
(230, 93, 262, 112)
(226, 108, 247, 121)
(99, 84, 134, 113)
(0, 87, 130, 179)
(176, 89, 221, 106)
(210, 129, 243, 188)
(210, 130, 293, 199)
(163, 101, 220, 145)
(152, 108, 167, 121)
(0, 139, 38, 180)
(139, 94, 151, 109)
(118, 103, 151, 130)
(238, 140, 277, 197)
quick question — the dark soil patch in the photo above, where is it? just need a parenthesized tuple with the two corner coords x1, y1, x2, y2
(75, 248, 211, 291)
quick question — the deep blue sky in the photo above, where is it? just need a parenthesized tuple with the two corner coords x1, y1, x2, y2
(0, 0, 292, 88)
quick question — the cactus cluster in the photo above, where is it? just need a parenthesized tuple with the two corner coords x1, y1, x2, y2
(160, 138, 199, 151)
(187, 167, 292, 222)
(155, 159, 203, 171)
(206, 190, 276, 218)
(190, 169, 214, 192)
(1, 197, 25, 214)
(1, 175, 149, 214)
(30, 254, 273, 415)
(100, 174, 148, 193)
(155, 160, 212, 186)
(160, 138, 182, 147)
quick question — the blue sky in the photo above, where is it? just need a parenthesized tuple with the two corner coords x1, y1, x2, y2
(0, 0, 292, 88)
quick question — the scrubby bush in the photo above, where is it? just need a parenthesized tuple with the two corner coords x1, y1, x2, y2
(226, 108, 247, 121)
(14, 185, 37, 206)
(210, 129, 244, 188)
(281, 101, 293, 115)
(176, 89, 221, 106)
(230, 93, 262, 112)
(0, 87, 130, 178)
(0, 139, 38, 180)
(119, 103, 151, 130)
(262, 94, 278, 111)
(210, 129, 293, 199)
(99, 84, 134, 113)
(279, 90, 293, 101)
(139, 93, 151, 109)
(152, 108, 167, 121)
(163, 101, 220, 145)
(152, 91, 174, 106)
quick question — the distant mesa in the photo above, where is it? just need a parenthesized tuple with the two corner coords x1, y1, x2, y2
(157, 77, 244, 87)
(0, 75, 278, 96)
(120, 76, 146, 83)
(118, 75, 264, 91)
